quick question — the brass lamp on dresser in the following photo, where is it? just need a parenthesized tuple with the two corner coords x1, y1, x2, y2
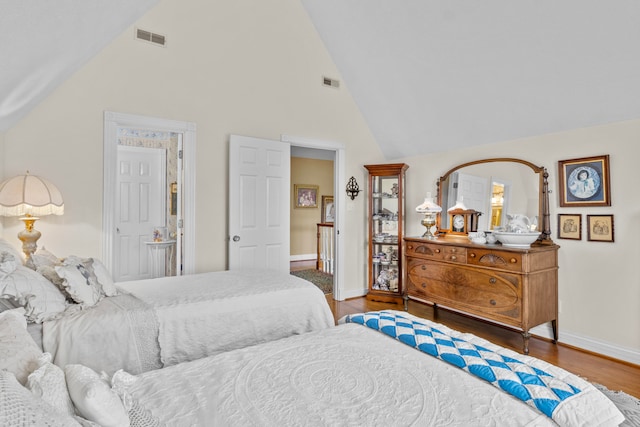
(404, 157, 559, 354)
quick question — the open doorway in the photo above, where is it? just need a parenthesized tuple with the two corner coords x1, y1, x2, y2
(282, 135, 345, 301)
(103, 111, 196, 281)
(290, 147, 334, 294)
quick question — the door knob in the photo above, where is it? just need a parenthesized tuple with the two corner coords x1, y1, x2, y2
(232, 235, 240, 242)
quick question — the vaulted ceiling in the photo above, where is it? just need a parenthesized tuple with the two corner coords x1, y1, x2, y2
(2, 1, 639, 159)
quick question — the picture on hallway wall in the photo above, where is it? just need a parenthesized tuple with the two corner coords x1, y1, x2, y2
(294, 184, 318, 208)
(321, 195, 334, 223)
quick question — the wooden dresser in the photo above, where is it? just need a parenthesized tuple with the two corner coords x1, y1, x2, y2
(403, 236, 559, 354)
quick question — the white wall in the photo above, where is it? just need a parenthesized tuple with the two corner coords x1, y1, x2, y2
(399, 120, 640, 363)
(0, 0, 382, 299)
(1, 0, 638, 364)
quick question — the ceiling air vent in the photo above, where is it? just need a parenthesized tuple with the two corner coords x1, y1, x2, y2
(322, 76, 340, 89)
(135, 28, 166, 47)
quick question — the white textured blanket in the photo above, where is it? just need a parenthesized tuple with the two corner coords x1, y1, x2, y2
(44, 269, 334, 374)
(43, 293, 161, 375)
(119, 269, 335, 367)
(117, 324, 559, 426)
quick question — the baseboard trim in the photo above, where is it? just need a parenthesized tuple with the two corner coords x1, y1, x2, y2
(290, 254, 316, 262)
(531, 325, 640, 366)
(338, 287, 368, 301)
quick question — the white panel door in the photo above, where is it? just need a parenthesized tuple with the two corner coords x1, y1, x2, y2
(457, 172, 491, 231)
(115, 146, 166, 281)
(228, 135, 290, 272)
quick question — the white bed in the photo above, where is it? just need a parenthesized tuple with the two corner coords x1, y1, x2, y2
(41, 269, 335, 375)
(109, 310, 624, 427)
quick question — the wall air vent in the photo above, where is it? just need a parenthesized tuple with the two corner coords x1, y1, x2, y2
(135, 28, 166, 47)
(322, 76, 340, 89)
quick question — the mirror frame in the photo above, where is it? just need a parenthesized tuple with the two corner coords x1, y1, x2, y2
(436, 157, 553, 243)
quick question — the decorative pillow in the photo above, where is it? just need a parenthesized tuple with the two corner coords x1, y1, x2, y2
(0, 370, 82, 427)
(55, 257, 105, 307)
(0, 297, 21, 313)
(91, 258, 118, 297)
(0, 264, 68, 323)
(29, 247, 62, 270)
(0, 251, 19, 275)
(0, 238, 23, 264)
(37, 264, 66, 289)
(27, 352, 75, 416)
(65, 364, 130, 427)
(0, 308, 43, 385)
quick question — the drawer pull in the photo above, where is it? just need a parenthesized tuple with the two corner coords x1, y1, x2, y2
(489, 277, 497, 284)
(451, 248, 457, 253)
(490, 299, 496, 306)
(435, 249, 441, 253)
(421, 283, 427, 288)
(408, 245, 413, 250)
(470, 253, 476, 258)
(450, 256, 457, 261)
(421, 265, 426, 270)
(510, 258, 517, 264)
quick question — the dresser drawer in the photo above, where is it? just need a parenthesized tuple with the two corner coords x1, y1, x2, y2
(405, 241, 466, 263)
(466, 248, 523, 272)
(406, 261, 522, 321)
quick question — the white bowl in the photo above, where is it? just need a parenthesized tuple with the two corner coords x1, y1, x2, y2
(493, 231, 541, 248)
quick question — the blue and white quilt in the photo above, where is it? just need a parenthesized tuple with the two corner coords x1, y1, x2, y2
(344, 310, 624, 426)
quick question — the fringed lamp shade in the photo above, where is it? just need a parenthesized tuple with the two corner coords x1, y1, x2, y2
(0, 174, 64, 216)
(0, 174, 64, 260)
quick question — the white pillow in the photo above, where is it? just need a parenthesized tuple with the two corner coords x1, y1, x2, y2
(0, 238, 23, 264)
(65, 364, 130, 427)
(29, 247, 62, 269)
(55, 257, 105, 307)
(27, 352, 75, 416)
(0, 264, 68, 323)
(0, 251, 19, 275)
(91, 258, 118, 297)
(0, 308, 43, 385)
(0, 370, 83, 427)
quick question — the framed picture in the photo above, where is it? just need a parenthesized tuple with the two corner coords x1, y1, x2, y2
(587, 214, 614, 242)
(558, 155, 611, 207)
(294, 184, 319, 208)
(557, 214, 581, 240)
(321, 195, 335, 223)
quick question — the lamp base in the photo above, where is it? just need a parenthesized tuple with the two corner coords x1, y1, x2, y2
(17, 216, 41, 260)
(421, 213, 438, 240)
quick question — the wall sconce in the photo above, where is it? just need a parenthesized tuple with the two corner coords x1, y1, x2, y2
(346, 176, 360, 200)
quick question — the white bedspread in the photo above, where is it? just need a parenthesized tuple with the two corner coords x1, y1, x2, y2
(117, 324, 561, 426)
(44, 269, 334, 375)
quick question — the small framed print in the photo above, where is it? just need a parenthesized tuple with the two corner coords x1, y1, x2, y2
(558, 155, 611, 207)
(321, 195, 334, 223)
(587, 214, 614, 242)
(558, 214, 581, 240)
(294, 184, 319, 208)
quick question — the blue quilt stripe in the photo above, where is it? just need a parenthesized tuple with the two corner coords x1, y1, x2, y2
(345, 311, 582, 419)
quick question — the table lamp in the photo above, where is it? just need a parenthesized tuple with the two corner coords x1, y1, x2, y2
(0, 173, 64, 261)
(415, 192, 441, 239)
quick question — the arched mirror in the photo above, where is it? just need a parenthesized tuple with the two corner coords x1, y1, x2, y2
(436, 158, 552, 243)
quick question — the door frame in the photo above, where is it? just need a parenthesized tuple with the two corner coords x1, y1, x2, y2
(103, 111, 197, 278)
(281, 134, 346, 301)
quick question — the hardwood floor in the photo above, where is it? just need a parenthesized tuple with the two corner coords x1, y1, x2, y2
(290, 259, 639, 398)
(324, 295, 640, 399)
